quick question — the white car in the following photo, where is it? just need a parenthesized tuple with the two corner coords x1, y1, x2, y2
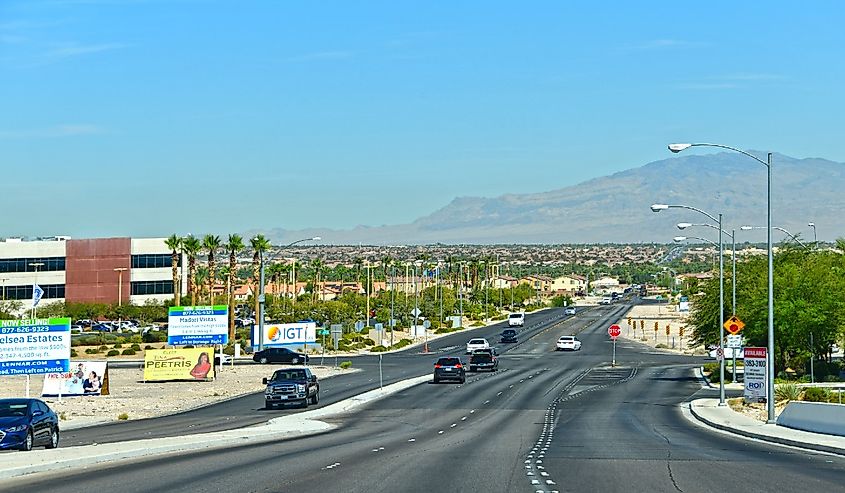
(508, 313, 525, 327)
(556, 335, 582, 351)
(599, 297, 612, 305)
(466, 338, 490, 354)
(564, 307, 576, 316)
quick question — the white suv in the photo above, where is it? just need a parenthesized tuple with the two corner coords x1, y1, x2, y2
(508, 313, 525, 327)
(466, 338, 490, 354)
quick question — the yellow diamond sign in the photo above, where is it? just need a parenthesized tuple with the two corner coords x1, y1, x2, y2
(724, 316, 745, 335)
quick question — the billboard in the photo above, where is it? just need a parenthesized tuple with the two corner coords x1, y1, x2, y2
(167, 305, 229, 345)
(0, 318, 71, 376)
(678, 295, 689, 312)
(252, 322, 317, 347)
(144, 347, 215, 382)
(42, 361, 109, 396)
(743, 347, 768, 404)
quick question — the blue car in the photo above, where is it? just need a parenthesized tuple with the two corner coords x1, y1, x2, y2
(0, 398, 60, 451)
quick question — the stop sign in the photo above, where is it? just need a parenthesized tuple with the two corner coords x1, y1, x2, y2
(608, 324, 621, 339)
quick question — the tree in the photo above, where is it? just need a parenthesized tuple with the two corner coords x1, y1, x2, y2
(311, 257, 324, 303)
(202, 234, 221, 304)
(250, 234, 271, 323)
(181, 235, 202, 306)
(165, 235, 183, 305)
(225, 234, 245, 340)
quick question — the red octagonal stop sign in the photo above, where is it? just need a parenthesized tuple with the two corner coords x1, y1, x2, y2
(608, 324, 621, 339)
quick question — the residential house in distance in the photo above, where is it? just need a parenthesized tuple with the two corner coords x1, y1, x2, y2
(489, 275, 519, 289)
(549, 274, 587, 296)
(519, 274, 553, 294)
(591, 276, 623, 294)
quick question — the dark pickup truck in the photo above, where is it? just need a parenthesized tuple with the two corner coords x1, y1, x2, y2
(263, 367, 320, 409)
(469, 349, 499, 372)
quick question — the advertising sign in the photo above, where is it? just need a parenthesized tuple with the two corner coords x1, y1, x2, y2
(726, 335, 743, 348)
(678, 295, 689, 312)
(0, 318, 71, 376)
(743, 347, 768, 404)
(252, 322, 317, 347)
(167, 306, 229, 346)
(144, 347, 215, 382)
(42, 361, 109, 396)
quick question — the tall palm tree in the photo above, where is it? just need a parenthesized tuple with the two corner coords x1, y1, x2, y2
(353, 257, 364, 288)
(202, 235, 221, 304)
(381, 255, 392, 291)
(311, 257, 324, 303)
(182, 235, 202, 306)
(225, 234, 245, 340)
(165, 235, 183, 305)
(250, 234, 271, 324)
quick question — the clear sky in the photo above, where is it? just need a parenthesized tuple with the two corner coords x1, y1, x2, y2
(2, 1, 843, 238)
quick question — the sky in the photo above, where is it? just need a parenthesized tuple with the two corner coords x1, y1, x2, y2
(2, 1, 844, 239)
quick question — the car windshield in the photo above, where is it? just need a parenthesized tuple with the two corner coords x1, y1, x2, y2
(469, 339, 485, 344)
(509, 314, 522, 318)
(0, 402, 28, 417)
(437, 358, 460, 366)
(272, 370, 306, 380)
(560, 337, 574, 341)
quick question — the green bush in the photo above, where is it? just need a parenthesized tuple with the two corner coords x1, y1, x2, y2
(142, 331, 167, 343)
(144, 345, 153, 350)
(129, 335, 143, 344)
(121, 348, 136, 356)
(106, 349, 120, 357)
(775, 383, 803, 402)
(130, 344, 141, 351)
(99, 345, 109, 352)
(85, 348, 98, 354)
(803, 387, 830, 402)
(369, 345, 388, 352)
(655, 343, 669, 349)
(113, 343, 123, 349)
(363, 339, 376, 346)
(70, 349, 78, 357)
(339, 360, 353, 369)
(118, 413, 129, 420)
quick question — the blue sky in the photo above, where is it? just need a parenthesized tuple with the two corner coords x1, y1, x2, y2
(2, 1, 843, 238)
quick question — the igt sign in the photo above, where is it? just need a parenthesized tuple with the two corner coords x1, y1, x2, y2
(743, 347, 767, 404)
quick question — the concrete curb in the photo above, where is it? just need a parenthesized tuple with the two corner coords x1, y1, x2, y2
(0, 374, 432, 480)
(687, 399, 845, 457)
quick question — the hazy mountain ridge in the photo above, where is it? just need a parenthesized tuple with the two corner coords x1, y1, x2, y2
(254, 152, 845, 244)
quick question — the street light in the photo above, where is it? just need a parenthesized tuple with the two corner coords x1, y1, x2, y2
(669, 142, 775, 423)
(28, 262, 45, 318)
(285, 237, 322, 306)
(808, 222, 817, 244)
(655, 203, 725, 406)
(114, 268, 128, 331)
(740, 225, 809, 250)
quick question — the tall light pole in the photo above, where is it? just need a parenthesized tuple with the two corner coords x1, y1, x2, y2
(740, 226, 809, 250)
(654, 203, 725, 406)
(808, 222, 817, 244)
(0, 277, 7, 302)
(285, 236, 321, 308)
(114, 267, 128, 330)
(669, 142, 775, 423)
(29, 262, 44, 319)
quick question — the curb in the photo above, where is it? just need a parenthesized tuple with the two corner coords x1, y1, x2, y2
(687, 399, 845, 457)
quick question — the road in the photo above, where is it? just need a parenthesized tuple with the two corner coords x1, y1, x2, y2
(6, 303, 845, 492)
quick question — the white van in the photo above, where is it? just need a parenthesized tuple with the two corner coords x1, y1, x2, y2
(508, 313, 525, 327)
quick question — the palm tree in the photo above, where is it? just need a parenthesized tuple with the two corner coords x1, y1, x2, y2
(202, 235, 221, 304)
(250, 234, 271, 324)
(225, 234, 245, 340)
(353, 257, 364, 288)
(311, 257, 325, 303)
(165, 235, 183, 305)
(181, 235, 202, 306)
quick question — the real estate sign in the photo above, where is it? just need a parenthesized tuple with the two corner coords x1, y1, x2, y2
(743, 347, 768, 404)
(167, 306, 229, 345)
(252, 322, 317, 347)
(42, 360, 109, 396)
(0, 318, 71, 376)
(144, 347, 215, 382)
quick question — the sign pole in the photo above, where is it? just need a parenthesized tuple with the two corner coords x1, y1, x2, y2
(379, 353, 383, 390)
(612, 338, 617, 367)
(26, 374, 30, 398)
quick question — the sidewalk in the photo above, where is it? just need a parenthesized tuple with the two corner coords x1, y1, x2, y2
(688, 398, 845, 456)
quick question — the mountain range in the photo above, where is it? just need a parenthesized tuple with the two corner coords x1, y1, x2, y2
(254, 151, 844, 244)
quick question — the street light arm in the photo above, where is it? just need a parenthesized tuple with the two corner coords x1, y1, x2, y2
(772, 227, 809, 249)
(675, 236, 719, 248)
(672, 143, 769, 168)
(679, 222, 734, 239)
(658, 204, 719, 223)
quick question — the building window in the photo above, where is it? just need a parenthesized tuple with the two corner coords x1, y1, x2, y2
(0, 257, 65, 273)
(0, 284, 65, 301)
(131, 254, 180, 269)
(130, 280, 174, 295)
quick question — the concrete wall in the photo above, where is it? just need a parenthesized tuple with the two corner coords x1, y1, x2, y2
(777, 401, 845, 436)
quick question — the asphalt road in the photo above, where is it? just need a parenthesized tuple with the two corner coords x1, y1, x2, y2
(8, 302, 845, 492)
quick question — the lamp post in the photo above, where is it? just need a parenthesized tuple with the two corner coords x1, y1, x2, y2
(654, 203, 725, 406)
(114, 267, 128, 331)
(286, 236, 321, 308)
(740, 226, 809, 250)
(808, 222, 817, 244)
(28, 262, 45, 319)
(669, 142, 775, 423)
(0, 277, 7, 302)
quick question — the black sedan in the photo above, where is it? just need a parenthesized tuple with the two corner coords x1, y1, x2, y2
(0, 398, 60, 451)
(252, 347, 310, 364)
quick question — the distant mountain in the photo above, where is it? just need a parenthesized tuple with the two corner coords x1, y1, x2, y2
(254, 152, 844, 244)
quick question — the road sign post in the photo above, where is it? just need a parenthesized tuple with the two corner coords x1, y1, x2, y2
(608, 324, 621, 366)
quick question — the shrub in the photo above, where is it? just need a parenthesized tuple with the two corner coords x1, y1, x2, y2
(144, 345, 153, 350)
(369, 345, 388, 352)
(775, 383, 802, 402)
(129, 335, 143, 344)
(655, 343, 669, 349)
(118, 413, 129, 420)
(106, 349, 120, 357)
(803, 387, 830, 402)
(339, 361, 353, 369)
(113, 343, 123, 349)
(130, 344, 141, 351)
(363, 339, 376, 346)
(70, 349, 78, 357)
(85, 348, 98, 354)
(99, 345, 109, 352)
(121, 348, 136, 356)
(142, 331, 167, 343)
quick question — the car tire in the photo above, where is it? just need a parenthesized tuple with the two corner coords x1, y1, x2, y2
(310, 392, 319, 405)
(259, 357, 269, 364)
(433, 376, 440, 384)
(459, 377, 465, 384)
(265, 401, 274, 410)
(301, 398, 309, 409)
(46, 426, 59, 449)
(291, 357, 299, 364)
(21, 429, 33, 451)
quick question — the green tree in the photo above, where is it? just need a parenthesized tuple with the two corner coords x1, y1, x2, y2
(225, 234, 245, 340)
(202, 234, 221, 304)
(250, 234, 271, 321)
(164, 235, 183, 305)
(181, 235, 202, 306)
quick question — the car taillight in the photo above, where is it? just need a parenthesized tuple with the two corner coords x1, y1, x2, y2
(434, 364, 442, 368)
(455, 364, 462, 369)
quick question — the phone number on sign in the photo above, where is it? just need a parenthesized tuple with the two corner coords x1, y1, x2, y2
(0, 326, 52, 334)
